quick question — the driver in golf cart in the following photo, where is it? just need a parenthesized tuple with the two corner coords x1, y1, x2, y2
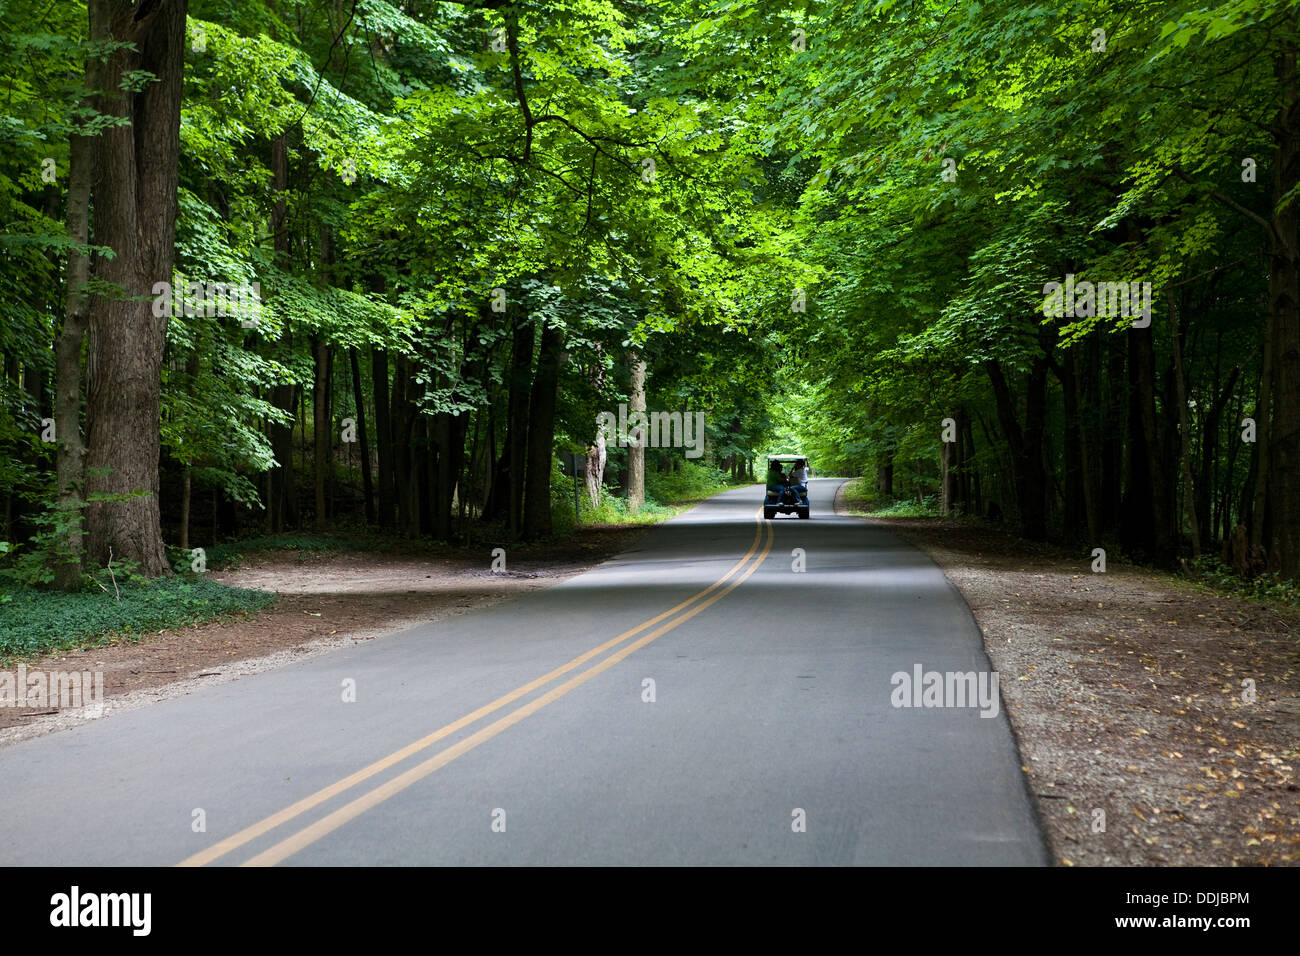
(767, 459, 788, 492)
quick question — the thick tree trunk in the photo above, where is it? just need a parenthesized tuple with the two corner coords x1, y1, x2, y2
(505, 319, 535, 534)
(84, 0, 188, 576)
(985, 347, 1049, 541)
(485, 320, 535, 531)
(521, 323, 564, 540)
(876, 448, 894, 497)
(1122, 323, 1176, 566)
(432, 409, 468, 540)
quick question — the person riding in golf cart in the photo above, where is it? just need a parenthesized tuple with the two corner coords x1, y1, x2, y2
(764, 454, 811, 519)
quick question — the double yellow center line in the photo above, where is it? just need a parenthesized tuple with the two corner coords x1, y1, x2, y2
(179, 507, 775, 867)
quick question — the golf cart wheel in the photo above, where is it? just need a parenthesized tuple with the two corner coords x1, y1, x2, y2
(798, 507, 810, 519)
(764, 506, 776, 520)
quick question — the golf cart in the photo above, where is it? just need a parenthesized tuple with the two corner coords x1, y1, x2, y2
(764, 453, 810, 520)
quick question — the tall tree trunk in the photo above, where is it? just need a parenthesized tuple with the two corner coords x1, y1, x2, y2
(1122, 323, 1176, 566)
(180, 466, 191, 552)
(480, 401, 496, 514)
(349, 348, 375, 524)
(371, 347, 394, 529)
(415, 412, 432, 536)
(626, 354, 646, 510)
(585, 425, 607, 507)
(1100, 333, 1126, 534)
(1168, 288, 1201, 558)
(51, 73, 95, 590)
(505, 318, 535, 533)
(1059, 352, 1087, 542)
(1023, 330, 1052, 541)
(521, 323, 564, 540)
(960, 413, 979, 515)
(433, 409, 468, 540)
(1200, 365, 1240, 550)
(313, 339, 332, 532)
(1220, 390, 1245, 543)
(392, 354, 415, 534)
(267, 132, 297, 533)
(986, 344, 1050, 541)
(583, 350, 608, 507)
(876, 447, 894, 497)
(84, 0, 188, 576)
(939, 432, 953, 516)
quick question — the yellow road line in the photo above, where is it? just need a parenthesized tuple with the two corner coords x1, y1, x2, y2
(178, 508, 771, 868)
(241, 517, 775, 866)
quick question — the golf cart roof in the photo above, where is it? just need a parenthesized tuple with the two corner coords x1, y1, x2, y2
(766, 453, 807, 461)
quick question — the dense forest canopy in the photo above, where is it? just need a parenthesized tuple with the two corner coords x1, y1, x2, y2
(2, 0, 1299, 586)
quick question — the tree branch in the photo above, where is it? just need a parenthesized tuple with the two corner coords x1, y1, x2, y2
(1171, 164, 1271, 231)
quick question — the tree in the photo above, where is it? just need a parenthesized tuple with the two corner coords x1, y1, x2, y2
(83, 0, 189, 576)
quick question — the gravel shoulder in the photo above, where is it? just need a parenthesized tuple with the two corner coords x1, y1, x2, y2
(836, 485, 1299, 866)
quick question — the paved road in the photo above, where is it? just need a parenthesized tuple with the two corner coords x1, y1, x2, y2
(0, 479, 1046, 865)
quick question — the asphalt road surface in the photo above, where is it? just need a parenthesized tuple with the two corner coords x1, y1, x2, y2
(0, 478, 1047, 865)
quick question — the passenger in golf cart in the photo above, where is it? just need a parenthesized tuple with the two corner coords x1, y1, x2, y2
(763, 454, 811, 519)
(788, 457, 809, 498)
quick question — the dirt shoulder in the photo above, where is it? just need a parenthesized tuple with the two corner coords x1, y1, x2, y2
(0, 526, 651, 747)
(836, 486, 1299, 866)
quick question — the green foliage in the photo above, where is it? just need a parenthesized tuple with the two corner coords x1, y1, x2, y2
(0, 578, 274, 658)
(5, 0, 1296, 591)
(0, 481, 150, 589)
(645, 461, 732, 504)
(0, 502, 82, 588)
(869, 496, 943, 519)
(1191, 556, 1300, 607)
(551, 458, 732, 530)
